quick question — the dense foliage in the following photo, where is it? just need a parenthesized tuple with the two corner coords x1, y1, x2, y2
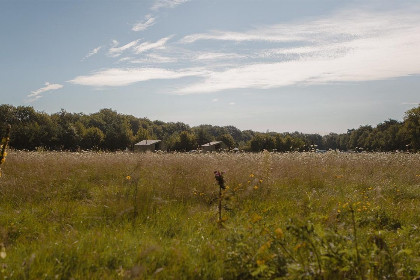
(0, 104, 419, 152)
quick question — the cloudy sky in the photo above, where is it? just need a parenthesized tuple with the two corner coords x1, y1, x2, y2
(1, 0, 419, 134)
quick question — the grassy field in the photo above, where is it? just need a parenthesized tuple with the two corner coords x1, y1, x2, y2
(0, 151, 419, 279)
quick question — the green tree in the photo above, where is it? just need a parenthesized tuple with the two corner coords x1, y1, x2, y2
(82, 127, 105, 150)
(402, 106, 420, 151)
(175, 131, 197, 151)
(218, 133, 236, 149)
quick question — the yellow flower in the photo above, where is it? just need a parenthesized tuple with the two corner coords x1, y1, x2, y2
(249, 173, 254, 178)
(125, 175, 131, 180)
(256, 259, 265, 266)
(252, 214, 262, 223)
(294, 242, 306, 251)
(259, 179, 263, 183)
(274, 228, 284, 239)
(253, 185, 259, 190)
(258, 241, 272, 254)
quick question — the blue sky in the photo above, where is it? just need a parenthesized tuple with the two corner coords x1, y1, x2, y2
(1, 0, 419, 134)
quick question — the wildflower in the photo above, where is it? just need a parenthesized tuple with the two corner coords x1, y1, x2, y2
(274, 228, 284, 239)
(259, 179, 263, 183)
(294, 242, 306, 251)
(253, 185, 259, 190)
(252, 214, 262, 223)
(258, 241, 272, 253)
(256, 259, 265, 266)
(126, 175, 131, 180)
(249, 173, 254, 178)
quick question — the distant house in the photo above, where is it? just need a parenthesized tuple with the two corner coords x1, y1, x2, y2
(134, 140, 162, 152)
(201, 141, 225, 152)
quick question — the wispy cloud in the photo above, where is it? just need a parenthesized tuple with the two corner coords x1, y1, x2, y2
(68, 67, 206, 87)
(82, 46, 102, 61)
(176, 8, 420, 94)
(126, 53, 178, 64)
(196, 52, 245, 61)
(132, 14, 156, 32)
(401, 102, 419, 105)
(27, 82, 63, 102)
(108, 39, 140, 57)
(151, 0, 190, 11)
(134, 36, 173, 54)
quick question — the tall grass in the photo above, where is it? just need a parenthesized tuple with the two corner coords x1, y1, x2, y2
(0, 151, 419, 279)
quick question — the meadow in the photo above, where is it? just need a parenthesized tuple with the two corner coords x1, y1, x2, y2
(0, 151, 419, 279)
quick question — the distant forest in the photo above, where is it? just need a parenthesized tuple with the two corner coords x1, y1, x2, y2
(0, 104, 419, 152)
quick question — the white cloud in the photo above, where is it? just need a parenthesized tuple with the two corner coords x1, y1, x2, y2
(176, 8, 420, 94)
(82, 46, 102, 61)
(181, 9, 420, 44)
(132, 14, 156, 32)
(151, 0, 190, 11)
(196, 52, 245, 61)
(134, 36, 173, 54)
(27, 82, 63, 102)
(402, 102, 419, 105)
(111, 40, 119, 47)
(108, 39, 140, 57)
(128, 53, 178, 64)
(68, 67, 206, 87)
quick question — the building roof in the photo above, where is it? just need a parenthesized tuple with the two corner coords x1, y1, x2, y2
(134, 140, 161, 146)
(201, 141, 222, 147)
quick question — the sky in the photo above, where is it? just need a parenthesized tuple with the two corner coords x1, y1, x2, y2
(1, 0, 419, 134)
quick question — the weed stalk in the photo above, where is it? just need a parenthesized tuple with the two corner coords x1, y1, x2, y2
(214, 171, 226, 227)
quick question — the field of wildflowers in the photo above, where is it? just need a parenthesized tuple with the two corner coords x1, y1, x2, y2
(0, 151, 419, 279)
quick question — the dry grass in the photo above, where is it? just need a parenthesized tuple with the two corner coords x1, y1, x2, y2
(0, 151, 419, 279)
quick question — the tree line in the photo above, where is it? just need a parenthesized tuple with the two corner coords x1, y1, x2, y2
(0, 104, 419, 152)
